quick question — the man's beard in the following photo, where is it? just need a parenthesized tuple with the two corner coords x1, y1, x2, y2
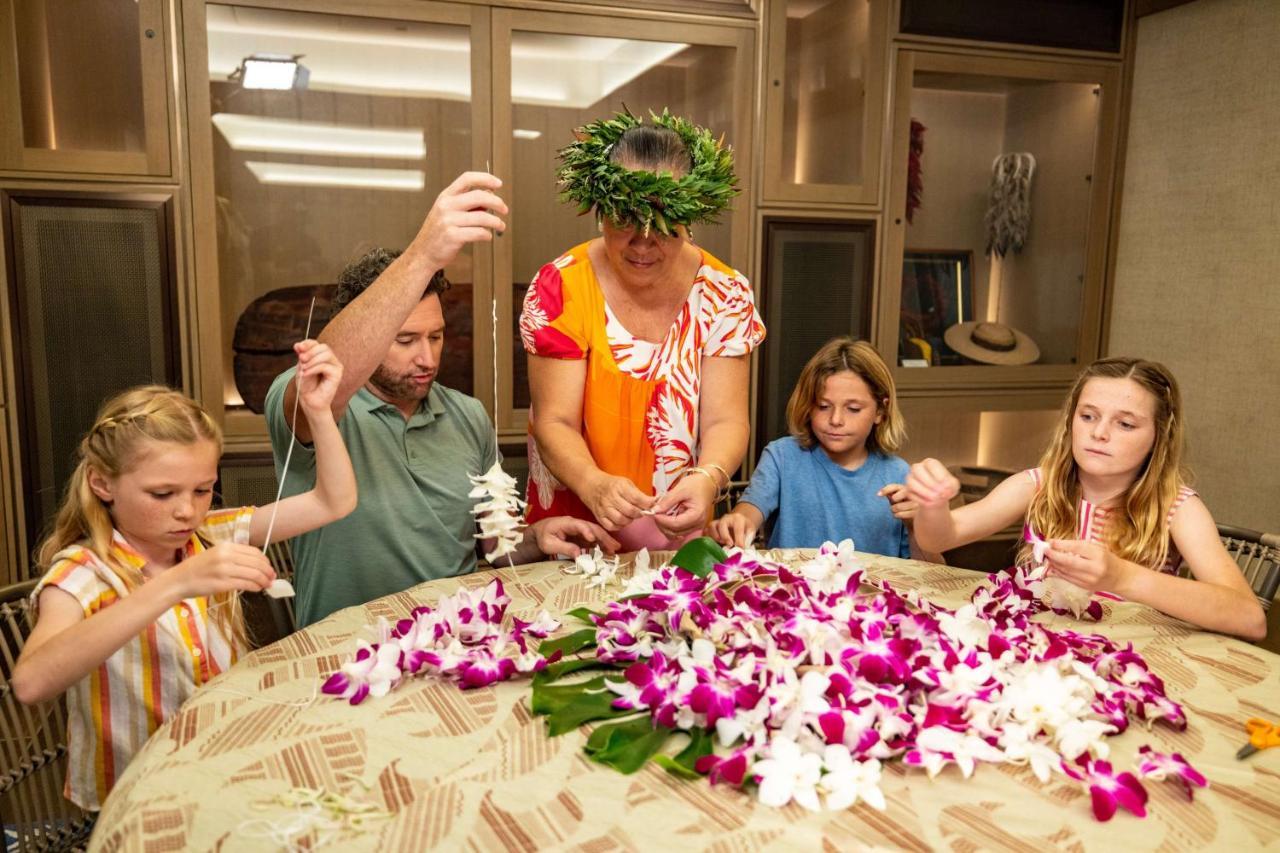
(368, 364, 433, 404)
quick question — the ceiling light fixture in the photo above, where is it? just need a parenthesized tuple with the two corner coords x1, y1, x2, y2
(231, 53, 310, 90)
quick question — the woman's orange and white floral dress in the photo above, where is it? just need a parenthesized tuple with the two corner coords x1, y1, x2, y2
(519, 241, 765, 549)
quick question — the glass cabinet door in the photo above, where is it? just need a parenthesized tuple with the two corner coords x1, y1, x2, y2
(190, 3, 484, 435)
(877, 51, 1122, 390)
(761, 0, 888, 205)
(0, 0, 171, 175)
(492, 10, 754, 435)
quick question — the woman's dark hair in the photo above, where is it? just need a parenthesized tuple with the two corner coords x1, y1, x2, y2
(332, 247, 451, 315)
(608, 126, 693, 176)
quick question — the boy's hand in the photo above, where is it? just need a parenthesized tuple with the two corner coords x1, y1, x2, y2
(174, 543, 275, 599)
(905, 458, 960, 509)
(708, 512, 757, 549)
(295, 340, 343, 413)
(878, 483, 920, 522)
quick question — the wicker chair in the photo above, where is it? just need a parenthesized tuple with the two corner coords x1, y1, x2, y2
(240, 540, 298, 649)
(1177, 524, 1280, 611)
(0, 580, 95, 852)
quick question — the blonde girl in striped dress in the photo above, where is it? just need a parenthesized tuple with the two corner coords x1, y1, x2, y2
(904, 357, 1265, 640)
(11, 340, 356, 810)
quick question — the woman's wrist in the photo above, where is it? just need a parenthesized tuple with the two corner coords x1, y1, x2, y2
(676, 466, 724, 501)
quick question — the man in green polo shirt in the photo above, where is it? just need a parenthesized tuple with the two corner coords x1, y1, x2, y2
(266, 172, 617, 627)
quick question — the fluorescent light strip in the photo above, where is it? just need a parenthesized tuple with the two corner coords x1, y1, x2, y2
(245, 161, 425, 191)
(213, 113, 425, 159)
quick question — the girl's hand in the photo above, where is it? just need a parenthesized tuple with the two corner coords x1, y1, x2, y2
(173, 543, 275, 599)
(651, 472, 717, 539)
(878, 483, 920, 523)
(531, 517, 621, 559)
(905, 458, 960, 509)
(1044, 539, 1133, 593)
(294, 340, 344, 413)
(583, 473, 657, 531)
(708, 511, 757, 549)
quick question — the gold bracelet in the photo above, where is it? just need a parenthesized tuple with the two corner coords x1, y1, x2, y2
(677, 465, 728, 502)
(702, 462, 731, 490)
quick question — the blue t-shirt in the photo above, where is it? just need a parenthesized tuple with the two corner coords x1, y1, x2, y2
(739, 436, 911, 557)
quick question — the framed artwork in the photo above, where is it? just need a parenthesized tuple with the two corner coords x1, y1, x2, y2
(899, 249, 973, 365)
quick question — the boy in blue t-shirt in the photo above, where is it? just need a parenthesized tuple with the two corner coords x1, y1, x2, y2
(709, 338, 940, 561)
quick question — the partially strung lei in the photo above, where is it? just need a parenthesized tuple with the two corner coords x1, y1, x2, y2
(556, 109, 739, 237)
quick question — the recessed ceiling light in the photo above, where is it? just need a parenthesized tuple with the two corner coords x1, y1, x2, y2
(244, 161, 425, 191)
(213, 113, 425, 159)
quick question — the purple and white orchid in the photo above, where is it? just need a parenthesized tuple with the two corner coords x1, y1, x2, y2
(326, 541, 1199, 824)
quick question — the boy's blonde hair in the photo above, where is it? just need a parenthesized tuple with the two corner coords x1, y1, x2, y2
(37, 386, 248, 652)
(1020, 357, 1187, 571)
(786, 338, 905, 454)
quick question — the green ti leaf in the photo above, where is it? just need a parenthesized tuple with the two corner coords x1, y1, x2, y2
(538, 628, 598, 659)
(565, 606, 598, 625)
(529, 675, 607, 716)
(670, 536, 728, 578)
(534, 656, 613, 685)
(583, 716, 675, 774)
(545, 688, 636, 736)
(652, 727, 714, 779)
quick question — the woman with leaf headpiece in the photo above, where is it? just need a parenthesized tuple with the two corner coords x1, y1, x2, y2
(519, 110, 765, 550)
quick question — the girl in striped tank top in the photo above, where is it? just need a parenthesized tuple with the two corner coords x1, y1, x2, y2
(904, 357, 1265, 640)
(12, 340, 357, 810)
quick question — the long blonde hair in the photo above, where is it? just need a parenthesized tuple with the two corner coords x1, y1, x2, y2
(1021, 358, 1187, 570)
(786, 337, 906, 454)
(37, 386, 248, 652)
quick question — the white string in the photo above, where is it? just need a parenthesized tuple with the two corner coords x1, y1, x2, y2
(235, 784, 391, 851)
(263, 296, 318, 553)
(487, 157, 517, 569)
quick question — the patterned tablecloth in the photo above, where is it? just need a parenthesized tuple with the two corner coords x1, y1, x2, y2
(91, 553, 1280, 852)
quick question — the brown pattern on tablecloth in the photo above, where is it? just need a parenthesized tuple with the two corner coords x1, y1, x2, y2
(90, 553, 1280, 852)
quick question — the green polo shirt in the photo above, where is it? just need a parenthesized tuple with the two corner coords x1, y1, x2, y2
(265, 369, 497, 627)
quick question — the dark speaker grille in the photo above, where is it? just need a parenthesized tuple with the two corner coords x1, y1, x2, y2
(10, 199, 175, 553)
(758, 222, 874, 446)
(217, 460, 280, 509)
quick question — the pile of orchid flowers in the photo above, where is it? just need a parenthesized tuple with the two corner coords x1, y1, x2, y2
(321, 541, 1207, 822)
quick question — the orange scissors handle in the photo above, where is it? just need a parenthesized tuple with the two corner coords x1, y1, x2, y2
(1245, 718, 1280, 750)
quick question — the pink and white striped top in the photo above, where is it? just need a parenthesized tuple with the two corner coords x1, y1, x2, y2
(1024, 467, 1195, 574)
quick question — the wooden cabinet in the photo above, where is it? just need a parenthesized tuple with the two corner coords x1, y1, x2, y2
(0, 0, 173, 176)
(875, 49, 1123, 405)
(761, 0, 888, 206)
(0, 400, 14, 584)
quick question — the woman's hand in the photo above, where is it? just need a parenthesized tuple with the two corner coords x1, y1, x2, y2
(905, 458, 960, 509)
(708, 511, 757, 549)
(530, 517, 621, 559)
(651, 472, 717, 539)
(583, 472, 657, 531)
(172, 544, 275, 599)
(879, 483, 920, 524)
(294, 340, 344, 414)
(1044, 539, 1134, 594)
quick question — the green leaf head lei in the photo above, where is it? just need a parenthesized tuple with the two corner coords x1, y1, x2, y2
(556, 108, 739, 237)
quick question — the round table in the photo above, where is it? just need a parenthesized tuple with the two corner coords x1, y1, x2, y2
(91, 553, 1280, 851)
